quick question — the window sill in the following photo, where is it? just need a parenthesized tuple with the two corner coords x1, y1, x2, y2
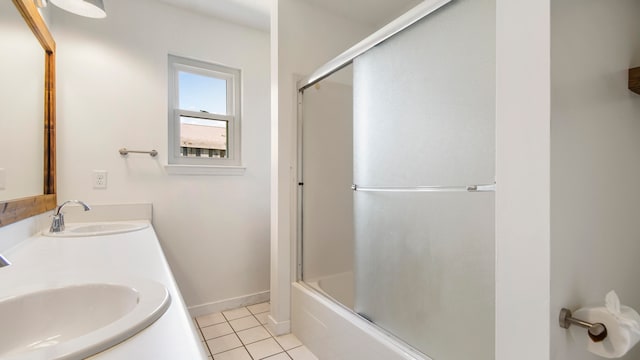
(164, 164, 246, 176)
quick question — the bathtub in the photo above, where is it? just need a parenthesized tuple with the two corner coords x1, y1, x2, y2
(293, 272, 429, 360)
(306, 271, 355, 310)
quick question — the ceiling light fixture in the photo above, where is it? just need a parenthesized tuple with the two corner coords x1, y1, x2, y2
(49, 0, 106, 18)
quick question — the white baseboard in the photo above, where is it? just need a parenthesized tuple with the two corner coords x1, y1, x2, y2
(188, 290, 270, 318)
(267, 314, 291, 336)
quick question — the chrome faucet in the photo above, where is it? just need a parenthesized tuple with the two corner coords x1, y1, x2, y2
(0, 254, 10, 268)
(50, 200, 91, 233)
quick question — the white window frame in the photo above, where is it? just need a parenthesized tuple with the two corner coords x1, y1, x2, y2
(167, 54, 242, 168)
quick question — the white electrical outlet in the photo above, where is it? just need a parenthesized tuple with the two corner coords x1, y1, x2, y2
(93, 170, 107, 189)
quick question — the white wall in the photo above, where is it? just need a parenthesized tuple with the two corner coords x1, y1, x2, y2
(495, 0, 551, 359)
(270, 0, 374, 333)
(49, 0, 271, 311)
(551, 0, 640, 359)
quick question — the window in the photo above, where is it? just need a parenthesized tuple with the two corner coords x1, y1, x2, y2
(168, 55, 241, 168)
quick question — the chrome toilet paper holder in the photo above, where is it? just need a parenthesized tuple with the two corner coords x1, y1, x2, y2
(559, 308, 608, 342)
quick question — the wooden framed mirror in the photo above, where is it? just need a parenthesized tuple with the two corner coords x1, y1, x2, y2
(0, 0, 56, 227)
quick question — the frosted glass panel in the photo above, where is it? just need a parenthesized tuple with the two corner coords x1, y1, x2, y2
(301, 67, 355, 284)
(298, 0, 495, 358)
(354, 192, 494, 360)
(353, 0, 495, 187)
(352, 0, 495, 359)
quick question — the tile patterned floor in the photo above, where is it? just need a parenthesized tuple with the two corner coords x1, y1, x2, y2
(195, 302, 318, 360)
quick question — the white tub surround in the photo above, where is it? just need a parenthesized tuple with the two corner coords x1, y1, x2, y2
(0, 210, 207, 359)
(306, 271, 354, 309)
(292, 283, 427, 360)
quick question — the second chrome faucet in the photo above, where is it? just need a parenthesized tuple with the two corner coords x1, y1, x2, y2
(49, 200, 91, 233)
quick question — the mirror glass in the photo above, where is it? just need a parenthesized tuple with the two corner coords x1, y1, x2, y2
(0, 1, 45, 201)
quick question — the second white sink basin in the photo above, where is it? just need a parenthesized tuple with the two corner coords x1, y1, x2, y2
(44, 222, 149, 237)
(0, 279, 170, 360)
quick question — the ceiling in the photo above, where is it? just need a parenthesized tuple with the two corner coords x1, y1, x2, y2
(154, 0, 271, 30)
(152, 0, 422, 31)
(299, 0, 422, 28)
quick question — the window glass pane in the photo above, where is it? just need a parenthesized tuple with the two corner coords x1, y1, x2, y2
(179, 116, 228, 158)
(178, 71, 227, 115)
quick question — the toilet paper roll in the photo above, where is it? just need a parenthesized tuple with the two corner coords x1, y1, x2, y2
(573, 296, 640, 358)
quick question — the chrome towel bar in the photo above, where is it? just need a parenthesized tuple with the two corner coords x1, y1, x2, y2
(351, 183, 496, 193)
(119, 148, 158, 157)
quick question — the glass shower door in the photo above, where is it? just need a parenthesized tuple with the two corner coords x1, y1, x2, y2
(352, 0, 496, 359)
(298, 0, 496, 359)
(300, 66, 355, 305)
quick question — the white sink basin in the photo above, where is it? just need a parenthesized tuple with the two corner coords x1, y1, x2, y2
(44, 222, 149, 237)
(0, 279, 170, 360)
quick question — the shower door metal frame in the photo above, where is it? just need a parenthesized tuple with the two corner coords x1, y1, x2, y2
(294, 0, 453, 283)
(292, 2, 501, 360)
(296, 89, 304, 281)
(294, 2, 487, 360)
(296, 0, 452, 92)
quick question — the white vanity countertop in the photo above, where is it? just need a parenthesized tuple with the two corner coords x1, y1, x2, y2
(0, 221, 208, 360)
